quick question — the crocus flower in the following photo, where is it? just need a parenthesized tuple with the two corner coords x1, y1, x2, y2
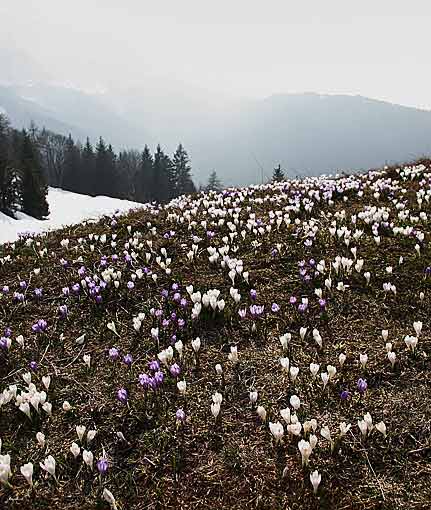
(117, 388, 128, 403)
(357, 378, 368, 394)
(40, 455, 56, 480)
(20, 462, 34, 487)
(269, 421, 284, 444)
(123, 354, 133, 367)
(170, 363, 181, 377)
(97, 457, 109, 475)
(310, 470, 321, 494)
(176, 408, 186, 423)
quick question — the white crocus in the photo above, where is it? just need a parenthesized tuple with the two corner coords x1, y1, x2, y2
(42, 375, 51, 390)
(413, 321, 423, 336)
(103, 488, 118, 510)
(310, 363, 320, 379)
(36, 432, 46, 448)
(280, 407, 291, 424)
(359, 353, 368, 369)
(257, 405, 267, 422)
(289, 366, 299, 382)
(211, 402, 221, 420)
(177, 380, 187, 395)
(70, 442, 81, 458)
(339, 353, 346, 366)
(20, 462, 34, 487)
(82, 450, 94, 469)
(40, 455, 56, 480)
(76, 425, 86, 442)
(388, 351, 396, 368)
(376, 421, 387, 438)
(339, 422, 351, 436)
(320, 426, 334, 451)
(298, 439, 312, 466)
(269, 421, 284, 444)
(321, 372, 329, 390)
(249, 391, 258, 404)
(191, 337, 201, 353)
(310, 470, 321, 494)
(290, 395, 301, 411)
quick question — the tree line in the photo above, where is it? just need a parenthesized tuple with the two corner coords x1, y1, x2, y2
(35, 125, 197, 203)
(0, 114, 224, 220)
(0, 115, 49, 219)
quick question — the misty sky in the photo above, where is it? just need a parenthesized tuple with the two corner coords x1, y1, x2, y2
(1, 0, 431, 108)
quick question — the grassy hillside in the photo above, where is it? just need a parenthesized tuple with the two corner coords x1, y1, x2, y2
(0, 160, 430, 510)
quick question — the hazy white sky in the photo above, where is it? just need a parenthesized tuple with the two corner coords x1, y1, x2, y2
(1, 0, 431, 107)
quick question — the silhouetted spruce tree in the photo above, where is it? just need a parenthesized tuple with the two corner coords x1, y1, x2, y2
(173, 144, 195, 196)
(81, 137, 96, 195)
(19, 130, 49, 219)
(152, 145, 171, 202)
(206, 170, 223, 192)
(0, 115, 19, 216)
(272, 164, 285, 182)
(106, 144, 119, 197)
(62, 135, 82, 193)
(135, 145, 153, 202)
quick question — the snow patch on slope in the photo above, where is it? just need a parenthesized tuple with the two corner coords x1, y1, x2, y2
(0, 188, 142, 244)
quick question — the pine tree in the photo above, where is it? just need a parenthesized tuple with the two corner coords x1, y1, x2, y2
(173, 144, 195, 196)
(19, 130, 49, 219)
(206, 170, 223, 192)
(135, 145, 153, 203)
(272, 164, 285, 182)
(62, 135, 82, 193)
(81, 138, 96, 195)
(152, 145, 171, 203)
(0, 115, 19, 216)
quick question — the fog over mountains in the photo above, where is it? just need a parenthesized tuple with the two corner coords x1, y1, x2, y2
(2, 47, 431, 186)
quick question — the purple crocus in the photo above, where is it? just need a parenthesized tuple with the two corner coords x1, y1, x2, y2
(108, 347, 119, 360)
(148, 360, 160, 371)
(357, 378, 368, 394)
(59, 305, 68, 317)
(176, 408, 186, 423)
(289, 296, 297, 305)
(127, 281, 135, 290)
(29, 361, 38, 371)
(271, 303, 280, 313)
(123, 354, 133, 367)
(97, 458, 108, 475)
(170, 363, 181, 377)
(340, 390, 350, 400)
(138, 373, 151, 388)
(250, 289, 257, 301)
(117, 388, 128, 403)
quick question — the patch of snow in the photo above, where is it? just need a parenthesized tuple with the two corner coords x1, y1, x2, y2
(0, 187, 142, 244)
(0, 105, 6, 115)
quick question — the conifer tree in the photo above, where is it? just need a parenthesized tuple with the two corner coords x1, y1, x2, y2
(135, 145, 153, 202)
(19, 130, 49, 219)
(173, 144, 195, 196)
(0, 115, 18, 216)
(152, 145, 171, 202)
(272, 164, 285, 182)
(81, 137, 96, 195)
(62, 135, 82, 193)
(206, 170, 223, 192)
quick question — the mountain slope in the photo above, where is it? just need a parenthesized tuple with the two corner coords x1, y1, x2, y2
(0, 160, 430, 509)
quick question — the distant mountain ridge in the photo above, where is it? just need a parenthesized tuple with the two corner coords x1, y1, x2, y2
(1, 49, 431, 185)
